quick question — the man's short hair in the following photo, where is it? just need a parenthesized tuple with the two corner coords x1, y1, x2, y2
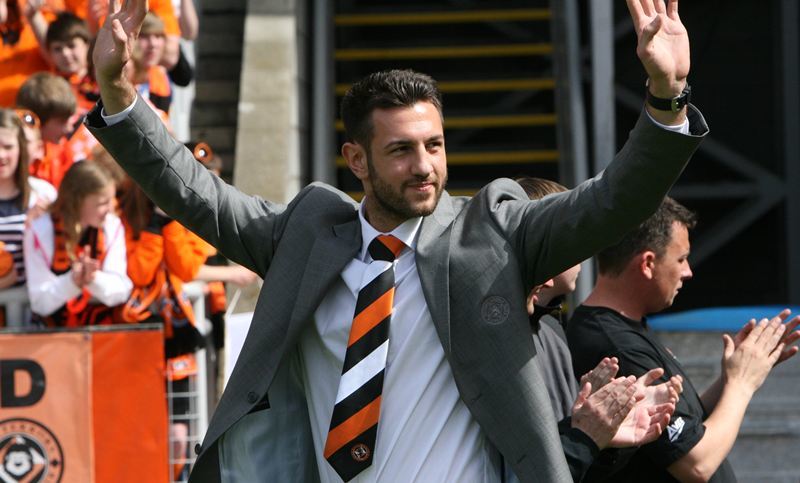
(597, 197, 697, 276)
(515, 176, 567, 200)
(340, 69, 443, 150)
(45, 12, 90, 47)
(15, 73, 77, 124)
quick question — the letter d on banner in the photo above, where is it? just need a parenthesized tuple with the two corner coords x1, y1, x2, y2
(1, 359, 45, 407)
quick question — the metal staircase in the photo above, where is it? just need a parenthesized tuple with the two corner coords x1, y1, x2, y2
(331, 1, 564, 197)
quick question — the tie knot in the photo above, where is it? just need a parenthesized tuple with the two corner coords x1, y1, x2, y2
(368, 235, 405, 262)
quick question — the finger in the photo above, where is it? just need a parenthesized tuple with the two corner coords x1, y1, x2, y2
(769, 342, 786, 364)
(722, 333, 735, 358)
(759, 317, 786, 349)
(667, 0, 679, 19)
(626, 0, 647, 31)
(781, 315, 800, 341)
(772, 308, 792, 323)
(572, 382, 591, 414)
(734, 319, 756, 345)
(641, 0, 657, 17)
(670, 375, 683, 395)
(653, 0, 667, 14)
(637, 367, 664, 387)
(778, 346, 800, 364)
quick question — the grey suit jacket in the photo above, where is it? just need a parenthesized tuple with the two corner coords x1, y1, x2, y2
(87, 99, 707, 483)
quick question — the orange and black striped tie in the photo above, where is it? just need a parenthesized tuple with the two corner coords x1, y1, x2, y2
(324, 234, 405, 481)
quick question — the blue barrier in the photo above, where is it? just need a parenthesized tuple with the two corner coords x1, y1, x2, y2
(649, 306, 800, 332)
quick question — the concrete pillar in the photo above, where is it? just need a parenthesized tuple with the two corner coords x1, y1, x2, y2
(232, 0, 303, 312)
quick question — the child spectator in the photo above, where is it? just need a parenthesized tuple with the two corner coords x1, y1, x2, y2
(0, 109, 56, 295)
(15, 72, 97, 184)
(0, 0, 50, 106)
(44, 12, 98, 113)
(24, 160, 131, 326)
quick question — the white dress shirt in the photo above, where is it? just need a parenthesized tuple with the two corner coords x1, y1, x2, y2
(298, 201, 502, 483)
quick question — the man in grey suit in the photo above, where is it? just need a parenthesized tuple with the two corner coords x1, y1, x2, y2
(89, 0, 706, 481)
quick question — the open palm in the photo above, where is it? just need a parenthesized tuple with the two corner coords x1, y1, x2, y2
(626, 0, 689, 92)
(93, 0, 147, 84)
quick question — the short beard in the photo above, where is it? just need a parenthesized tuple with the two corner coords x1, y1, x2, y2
(366, 153, 446, 221)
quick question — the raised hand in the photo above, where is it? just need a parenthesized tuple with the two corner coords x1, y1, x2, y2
(625, 0, 689, 97)
(92, 0, 147, 113)
(722, 316, 787, 396)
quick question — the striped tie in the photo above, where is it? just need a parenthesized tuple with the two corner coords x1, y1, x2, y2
(324, 234, 405, 481)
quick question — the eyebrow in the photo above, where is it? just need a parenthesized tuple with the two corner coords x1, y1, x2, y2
(382, 135, 444, 151)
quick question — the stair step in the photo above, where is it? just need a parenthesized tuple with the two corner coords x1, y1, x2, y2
(335, 8, 550, 26)
(334, 113, 556, 131)
(335, 43, 552, 61)
(335, 78, 555, 96)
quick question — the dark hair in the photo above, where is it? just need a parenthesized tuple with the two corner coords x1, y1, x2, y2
(515, 176, 567, 200)
(45, 12, 90, 47)
(597, 197, 697, 276)
(340, 69, 443, 150)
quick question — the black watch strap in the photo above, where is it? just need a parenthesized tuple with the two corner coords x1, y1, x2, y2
(646, 81, 691, 112)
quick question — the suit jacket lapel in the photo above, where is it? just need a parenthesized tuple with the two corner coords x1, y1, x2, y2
(288, 219, 361, 329)
(416, 191, 455, 353)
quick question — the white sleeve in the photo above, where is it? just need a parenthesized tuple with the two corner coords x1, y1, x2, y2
(86, 214, 132, 306)
(23, 217, 82, 316)
(101, 98, 138, 126)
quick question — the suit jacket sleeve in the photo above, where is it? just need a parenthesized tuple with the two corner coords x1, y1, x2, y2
(488, 106, 708, 287)
(86, 98, 293, 278)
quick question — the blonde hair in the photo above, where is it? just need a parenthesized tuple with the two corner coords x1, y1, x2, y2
(50, 162, 114, 253)
(0, 109, 30, 210)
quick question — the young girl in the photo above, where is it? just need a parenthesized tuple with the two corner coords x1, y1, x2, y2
(24, 160, 131, 326)
(0, 109, 56, 291)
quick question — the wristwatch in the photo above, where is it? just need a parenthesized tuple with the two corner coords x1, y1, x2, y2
(646, 80, 691, 112)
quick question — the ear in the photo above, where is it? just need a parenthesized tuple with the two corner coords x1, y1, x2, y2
(343, 142, 368, 181)
(639, 251, 657, 279)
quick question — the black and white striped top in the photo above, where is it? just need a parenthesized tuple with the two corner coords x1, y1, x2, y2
(0, 195, 26, 285)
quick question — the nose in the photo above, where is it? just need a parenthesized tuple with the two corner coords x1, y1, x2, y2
(410, 145, 434, 178)
(683, 262, 693, 280)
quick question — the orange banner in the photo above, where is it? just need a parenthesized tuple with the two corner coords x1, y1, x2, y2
(0, 327, 168, 482)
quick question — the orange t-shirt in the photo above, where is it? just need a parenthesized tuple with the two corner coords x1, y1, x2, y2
(30, 139, 74, 189)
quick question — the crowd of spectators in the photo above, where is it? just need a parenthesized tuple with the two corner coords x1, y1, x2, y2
(0, 0, 254, 478)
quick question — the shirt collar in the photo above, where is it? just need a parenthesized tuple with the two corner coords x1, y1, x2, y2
(357, 197, 422, 261)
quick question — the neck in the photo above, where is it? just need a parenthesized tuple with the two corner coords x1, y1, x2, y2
(0, 178, 20, 200)
(582, 275, 647, 322)
(363, 198, 407, 233)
